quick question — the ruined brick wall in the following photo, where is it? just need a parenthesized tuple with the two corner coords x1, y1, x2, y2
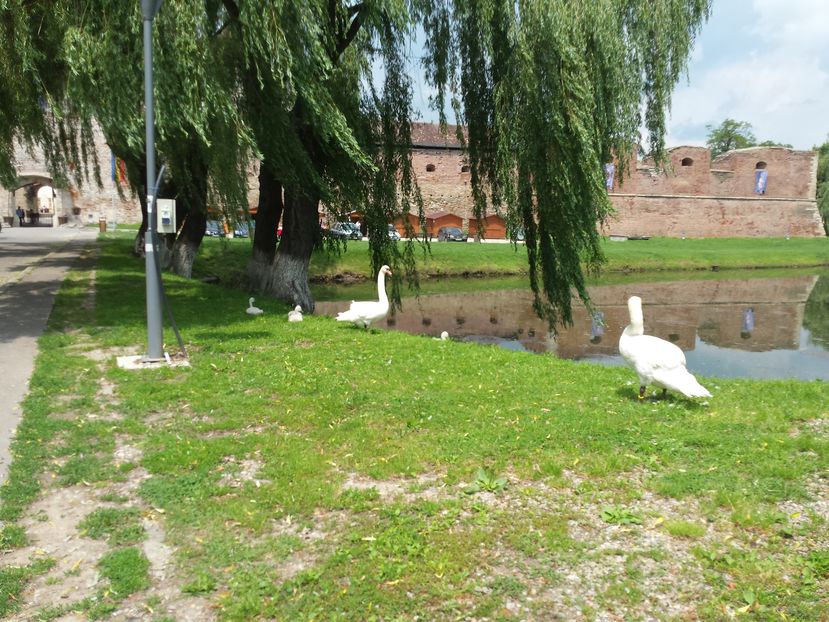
(606, 195, 823, 238)
(413, 148, 473, 219)
(607, 145, 823, 237)
(4, 124, 140, 226)
(407, 124, 824, 238)
(6, 120, 822, 238)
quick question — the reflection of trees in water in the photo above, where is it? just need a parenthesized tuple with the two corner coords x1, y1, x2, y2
(803, 275, 829, 347)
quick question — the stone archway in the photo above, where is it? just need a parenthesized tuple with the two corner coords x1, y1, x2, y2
(5, 173, 75, 227)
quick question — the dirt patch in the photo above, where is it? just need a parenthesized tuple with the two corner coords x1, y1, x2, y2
(217, 455, 269, 488)
(341, 471, 451, 503)
(2, 486, 110, 617)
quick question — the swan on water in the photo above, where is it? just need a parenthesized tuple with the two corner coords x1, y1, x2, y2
(336, 265, 392, 329)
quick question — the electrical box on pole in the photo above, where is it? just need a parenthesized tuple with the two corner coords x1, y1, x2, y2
(156, 199, 176, 234)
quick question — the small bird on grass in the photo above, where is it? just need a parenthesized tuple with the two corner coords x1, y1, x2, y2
(288, 305, 303, 322)
(246, 297, 264, 316)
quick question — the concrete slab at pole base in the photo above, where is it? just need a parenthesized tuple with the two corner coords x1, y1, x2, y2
(117, 353, 190, 369)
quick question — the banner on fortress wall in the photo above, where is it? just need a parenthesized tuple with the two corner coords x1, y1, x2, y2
(755, 170, 768, 194)
(110, 151, 128, 186)
(604, 163, 615, 191)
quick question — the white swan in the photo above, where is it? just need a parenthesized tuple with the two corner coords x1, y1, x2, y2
(433, 330, 449, 341)
(246, 297, 264, 316)
(288, 305, 303, 322)
(336, 265, 392, 329)
(619, 296, 711, 399)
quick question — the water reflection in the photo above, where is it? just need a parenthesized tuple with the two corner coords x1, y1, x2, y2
(315, 272, 829, 380)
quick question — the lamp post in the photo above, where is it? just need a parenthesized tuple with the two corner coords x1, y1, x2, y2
(141, 0, 164, 361)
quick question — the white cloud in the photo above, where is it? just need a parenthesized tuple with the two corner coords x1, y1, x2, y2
(668, 0, 829, 149)
(751, 0, 829, 52)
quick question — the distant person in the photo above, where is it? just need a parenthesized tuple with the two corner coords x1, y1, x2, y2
(16, 206, 24, 226)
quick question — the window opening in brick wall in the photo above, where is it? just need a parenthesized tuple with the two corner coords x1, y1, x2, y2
(680, 157, 694, 167)
(426, 163, 436, 172)
(755, 161, 767, 169)
(461, 165, 470, 173)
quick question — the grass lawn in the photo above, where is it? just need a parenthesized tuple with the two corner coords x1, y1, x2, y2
(1, 236, 828, 620)
(189, 235, 829, 286)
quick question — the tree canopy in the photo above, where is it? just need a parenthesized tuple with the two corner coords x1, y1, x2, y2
(816, 136, 829, 235)
(705, 118, 792, 158)
(1, 0, 712, 327)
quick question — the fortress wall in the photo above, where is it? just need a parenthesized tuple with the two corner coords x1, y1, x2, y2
(606, 195, 824, 238)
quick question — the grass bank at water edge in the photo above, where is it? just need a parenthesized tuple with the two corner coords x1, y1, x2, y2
(0, 237, 827, 620)
(183, 235, 829, 285)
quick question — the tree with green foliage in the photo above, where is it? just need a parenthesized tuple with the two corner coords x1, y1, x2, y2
(816, 137, 829, 236)
(705, 118, 792, 159)
(705, 118, 757, 157)
(1, 0, 712, 326)
(220, 0, 712, 322)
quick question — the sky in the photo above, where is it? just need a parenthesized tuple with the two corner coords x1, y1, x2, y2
(667, 0, 829, 150)
(411, 0, 829, 151)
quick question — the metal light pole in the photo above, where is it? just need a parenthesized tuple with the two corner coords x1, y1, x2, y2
(142, 0, 164, 361)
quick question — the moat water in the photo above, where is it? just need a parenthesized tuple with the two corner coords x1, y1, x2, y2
(313, 269, 829, 381)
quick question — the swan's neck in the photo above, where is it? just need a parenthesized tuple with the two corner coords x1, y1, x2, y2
(623, 322, 644, 337)
(625, 297, 644, 336)
(377, 271, 388, 304)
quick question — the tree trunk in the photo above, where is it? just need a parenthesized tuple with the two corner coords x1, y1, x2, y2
(264, 187, 319, 312)
(133, 194, 148, 257)
(247, 163, 282, 290)
(167, 150, 208, 277)
(170, 211, 206, 278)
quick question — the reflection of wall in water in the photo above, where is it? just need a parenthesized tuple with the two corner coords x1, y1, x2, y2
(316, 275, 817, 357)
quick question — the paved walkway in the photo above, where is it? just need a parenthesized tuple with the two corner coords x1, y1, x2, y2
(0, 225, 98, 484)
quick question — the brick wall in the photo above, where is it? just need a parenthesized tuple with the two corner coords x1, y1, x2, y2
(5, 121, 823, 238)
(3, 124, 140, 226)
(606, 195, 823, 238)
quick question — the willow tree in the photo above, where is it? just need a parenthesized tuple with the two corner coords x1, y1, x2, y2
(218, 0, 709, 322)
(2, 0, 710, 325)
(61, 1, 252, 276)
(1, 1, 251, 276)
(424, 0, 711, 325)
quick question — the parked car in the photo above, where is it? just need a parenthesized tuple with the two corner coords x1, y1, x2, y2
(233, 221, 251, 238)
(510, 227, 525, 242)
(205, 220, 224, 237)
(437, 226, 467, 242)
(328, 221, 362, 240)
(388, 224, 401, 241)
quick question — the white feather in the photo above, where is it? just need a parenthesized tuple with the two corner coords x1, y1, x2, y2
(619, 296, 711, 398)
(336, 266, 392, 329)
(246, 297, 264, 316)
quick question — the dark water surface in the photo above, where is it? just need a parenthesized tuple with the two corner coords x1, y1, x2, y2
(314, 270, 829, 381)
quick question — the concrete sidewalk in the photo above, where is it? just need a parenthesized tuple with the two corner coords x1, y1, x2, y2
(0, 225, 98, 484)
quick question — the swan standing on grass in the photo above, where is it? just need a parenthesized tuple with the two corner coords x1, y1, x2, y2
(619, 296, 711, 400)
(246, 297, 264, 316)
(336, 265, 392, 329)
(288, 305, 303, 322)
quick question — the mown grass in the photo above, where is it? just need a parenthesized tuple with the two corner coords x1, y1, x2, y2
(1, 236, 828, 620)
(184, 234, 829, 285)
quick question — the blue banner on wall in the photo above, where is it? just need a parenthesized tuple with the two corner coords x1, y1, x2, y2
(604, 163, 615, 191)
(755, 169, 768, 194)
